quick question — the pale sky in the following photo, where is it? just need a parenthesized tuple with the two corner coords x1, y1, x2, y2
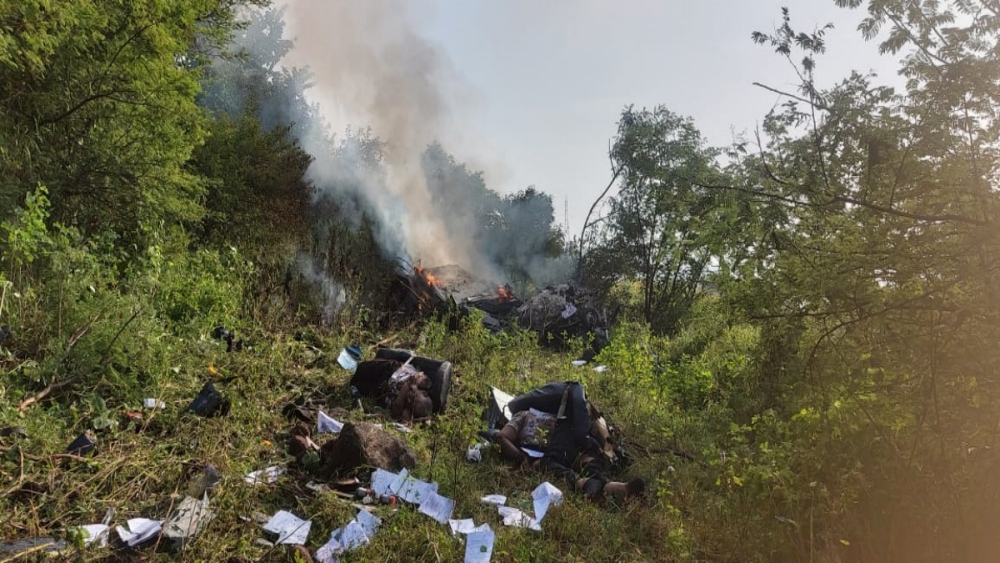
(404, 0, 899, 237)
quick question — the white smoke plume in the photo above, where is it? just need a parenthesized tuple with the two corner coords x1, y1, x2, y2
(277, 0, 487, 272)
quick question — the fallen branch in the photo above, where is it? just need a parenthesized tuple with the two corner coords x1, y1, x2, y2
(17, 375, 80, 412)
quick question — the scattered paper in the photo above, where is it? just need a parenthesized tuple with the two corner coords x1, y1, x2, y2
(143, 398, 166, 409)
(356, 509, 382, 537)
(466, 443, 483, 462)
(480, 494, 506, 506)
(77, 524, 109, 547)
(164, 494, 215, 543)
(520, 447, 544, 458)
(338, 520, 370, 550)
(465, 527, 496, 563)
(315, 533, 343, 563)
(262, 510, 311, 545)
(497, 506, 540, 531)
(532, 482, 564, 522)
(317, 411, 344, 434)
(245, 466, 284, 485)
(116, 518, 162, 547)
(449, 519, 477, 536)
(571, 360, 587, 367)
(592, 365, 608, 373)
(418, 491, 456, 524)
(370, 468, 398, 496)
(397, 475, 438, 505)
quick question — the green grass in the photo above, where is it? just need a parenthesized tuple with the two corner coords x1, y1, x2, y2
(0, 317, 699, 563)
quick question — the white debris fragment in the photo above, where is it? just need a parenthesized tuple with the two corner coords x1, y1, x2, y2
(77, 524, 109, 547)
(115, 518, 162, 547)
(317, 411, 344, 434)
(480, 494, 506, 506)
(262, 510, 311, 545)
(143, 398, 166, 409)
(571, 360, 587, 367)
(397, 475, 438, 505)
(531, 482, 564, 522)
(448, 518, 477, 536)
(418, 491, 456, 524)
(592, 365, 608, 373)
(163, 494, 215, 544)
(497, 506, 540, 531)
(244, 466, 284, 486)
(465, 526, 496, 563)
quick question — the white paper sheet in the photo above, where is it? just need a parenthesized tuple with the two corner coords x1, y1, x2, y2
(79, 524, 109, 547)
(480, 494, 506, 506)
(262, 510, 311, 545)
(465, 527, 496, 563)
(115, 518, 162, 546)
(338, 520, 369, 550)
(337, 348, 358, 373)
(388, 422, 413, 433)
(317, 411, 344, 434)
(356, 509, 382, 537)
(520, 447, 545, 458)
(397, 476, 438, 505)
(532, 482, 564, 522)
(418, 491, 456, 524)
(315, 533, 343, 563)
(245, 465, 284, 485)
(592, 365, 608, 373)
(497, 506, 540, 531)
(449, 518, 477, 536)
(143, 398, 165, 409)
(370, 468, 398, 496)
(571, 360, 587, 367)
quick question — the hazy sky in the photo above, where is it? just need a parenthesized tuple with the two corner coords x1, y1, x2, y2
(394, 0, 900, 236)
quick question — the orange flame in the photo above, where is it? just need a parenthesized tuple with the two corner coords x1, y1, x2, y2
(498, 286, 511, 301)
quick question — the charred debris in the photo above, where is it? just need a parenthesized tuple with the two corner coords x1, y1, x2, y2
(388, 261, 609, 358)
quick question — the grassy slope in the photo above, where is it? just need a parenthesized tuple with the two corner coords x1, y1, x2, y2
(1, 316, 689, 563)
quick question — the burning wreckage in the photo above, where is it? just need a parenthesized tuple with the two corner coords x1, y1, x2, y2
(390, 263, 610, 359)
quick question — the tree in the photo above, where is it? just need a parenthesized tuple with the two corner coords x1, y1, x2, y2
(585, 107, 734, 333)
(0, 0, 254, 245)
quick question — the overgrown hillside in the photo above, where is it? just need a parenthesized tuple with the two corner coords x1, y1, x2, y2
(5, 0, 1000, 562)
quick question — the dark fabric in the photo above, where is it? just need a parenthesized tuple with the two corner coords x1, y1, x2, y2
(539, 419, 613, 493)
(350, 359, 401, 399)
(508, 381, 591, 446)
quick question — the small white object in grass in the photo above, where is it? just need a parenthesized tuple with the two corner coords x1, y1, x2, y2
(497, 506, 540, 531)
(418, 491, 456, 524)
(571, 360, 587, 367)
(115, 518, 162, 547)
(337, 520, 370, 550)
(448, 518, 476, 536)
(77, 524, 109, 548)
(262, 510, 311, 545)
(592, 365, 608, 373)
(244, 466, 284, 485)
(466, 442, 485, 462)
(532, 482, 564, 522)
(356, 508, 381, 537)
(143, 398, 166, 409)
(480, 494, 506, 506)
(317, 411, 343, 434)
(464, 526, 496, 563)
(337, 348, 359, 373)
